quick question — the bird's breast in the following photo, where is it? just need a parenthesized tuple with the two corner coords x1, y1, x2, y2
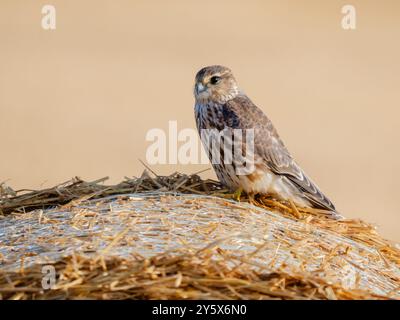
(195, 102, 225, 131)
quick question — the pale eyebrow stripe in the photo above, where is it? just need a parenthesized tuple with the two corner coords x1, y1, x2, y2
(204, 72, 225, 82)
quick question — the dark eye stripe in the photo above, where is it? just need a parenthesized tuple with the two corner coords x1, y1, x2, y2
(210, 76, 222, 85)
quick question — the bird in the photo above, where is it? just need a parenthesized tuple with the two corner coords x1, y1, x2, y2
(194, 65, 339, 218)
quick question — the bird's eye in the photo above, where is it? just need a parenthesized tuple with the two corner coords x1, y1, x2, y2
(210, 76, 222, 85)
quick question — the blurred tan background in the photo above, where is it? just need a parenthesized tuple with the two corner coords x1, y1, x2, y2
(0, 0, 399, 241)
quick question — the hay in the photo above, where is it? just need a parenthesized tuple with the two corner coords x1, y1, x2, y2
(0, 171, 399, 300)
(0, 171, 223, 216)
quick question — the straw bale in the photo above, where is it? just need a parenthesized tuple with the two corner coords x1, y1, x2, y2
(0, 172, 399, 299)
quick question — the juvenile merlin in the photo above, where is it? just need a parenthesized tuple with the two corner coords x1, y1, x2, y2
(194, 65, 338, 217)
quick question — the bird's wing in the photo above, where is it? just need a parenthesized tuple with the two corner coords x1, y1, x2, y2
(224, 95, 336, 211)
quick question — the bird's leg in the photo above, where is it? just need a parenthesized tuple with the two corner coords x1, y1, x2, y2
(232, 187, 243, 202)
(247, 192, 257, 206)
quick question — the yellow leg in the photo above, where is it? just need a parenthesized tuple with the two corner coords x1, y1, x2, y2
(232, 187, 243, 202)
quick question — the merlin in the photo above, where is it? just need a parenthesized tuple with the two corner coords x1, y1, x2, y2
(194, 65, 338, 217)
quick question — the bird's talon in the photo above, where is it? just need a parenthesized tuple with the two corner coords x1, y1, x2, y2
(232, 188, 243, 202)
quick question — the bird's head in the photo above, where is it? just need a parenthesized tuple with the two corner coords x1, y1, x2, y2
(194, 65, 240, 104)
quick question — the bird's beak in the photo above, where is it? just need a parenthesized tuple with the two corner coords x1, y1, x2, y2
(196, 83, 207, 95)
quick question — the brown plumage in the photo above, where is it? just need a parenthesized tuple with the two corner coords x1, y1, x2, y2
(194, 65, 338, 217)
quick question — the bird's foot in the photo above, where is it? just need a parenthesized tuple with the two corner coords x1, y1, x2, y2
(247, 193, 258, 206)
(232, 187, 243, 202)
